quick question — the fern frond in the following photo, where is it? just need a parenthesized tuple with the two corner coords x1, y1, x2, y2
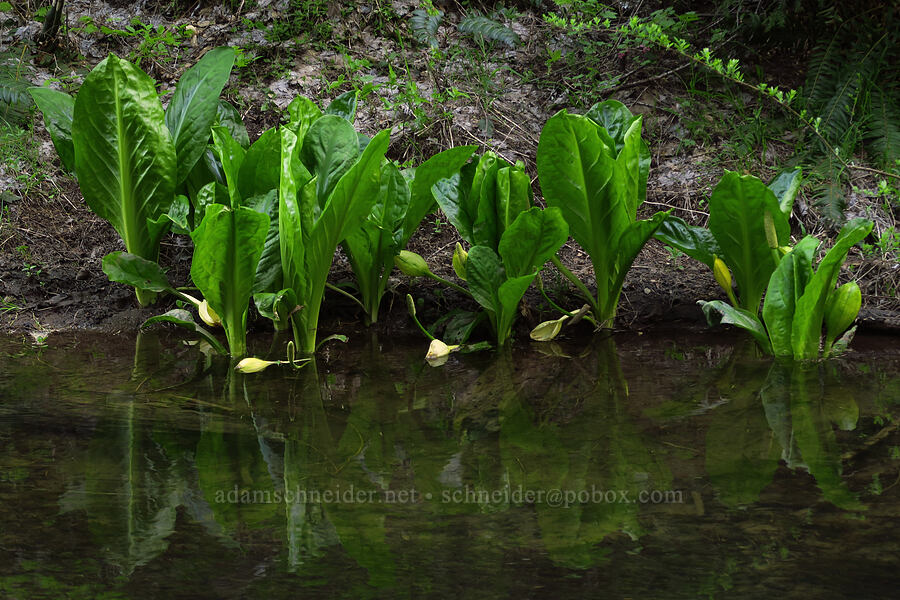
(865, 88, 900, 167)
(410, 9, 442, 48)
(458, 15, 520, 47)
(0, 71, 33, 126)
(807, 157, 847, 225)
(816, 72, 859, 146)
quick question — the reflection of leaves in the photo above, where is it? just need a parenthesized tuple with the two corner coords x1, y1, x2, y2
(710, 361, 863, 510)
(707, 358, 779, 507)
(788, 364, 863, 511)
(500, 337, 671, 568)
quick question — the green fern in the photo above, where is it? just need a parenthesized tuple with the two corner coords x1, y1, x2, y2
(0, 70, 33, 126)
(865, 88, 900, 168)
(803, 19, 898, 167)
(458, 14, 520, 47)
(410, 9, 443, 48)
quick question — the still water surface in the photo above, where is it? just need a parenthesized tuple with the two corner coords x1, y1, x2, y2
(1, 329, 899, 598)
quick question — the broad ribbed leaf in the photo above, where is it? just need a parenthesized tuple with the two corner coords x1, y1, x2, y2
(404, 145, 477, 244)
(102, 251, 172, 293)
(278, 128, 309, 301)
(246, 190, 281, 293)
(768, 167, 802, 217)
(191, 204, 268, 356)
(165, 47, 235, 184)
(654, 215, 721, 268)
(471, 153, 503, 248)
(466, 245, 505, 314)
(700, 300, 772, 354)
(762, 236, 819, 357)
(585, 100, 635, 150)
(342, 161, 408, 319)
(499, 207, 568, 278)
(497, 274, 536, 338)
(215, 100, 249, 148)
(72, 54, 175, 267)
(292, 130, 389, 353)
(324, 90, 357, 122)
(791, 218, 873, 360)
(617, 118, 644, 220)
(238, 127, 281, 200)
(29, 87, 75, 172)
(286, 95, 322, 141)
(300, 115, 359, 204)
(141, 308, 226, 355)
(433, 161, 478, 244)
(708, 171, 790, 312)
(211, 126, 246, 208)
(537, 110, 624, 307)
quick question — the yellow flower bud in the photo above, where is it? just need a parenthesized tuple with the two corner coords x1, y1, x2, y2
(234, 357, 278, 374)
(825, 281, 861, 339)
(530, 315, 569, 342)
(713, 257, 738, 306)
(199, 299, 222, 327)
(452, 242, 468, 281)
(395, 250, 432, 277)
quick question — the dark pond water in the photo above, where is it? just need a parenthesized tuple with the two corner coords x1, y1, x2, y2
(1, 328, 899, 599)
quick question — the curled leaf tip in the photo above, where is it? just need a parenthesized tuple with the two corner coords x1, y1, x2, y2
(235, 357, 278, 374)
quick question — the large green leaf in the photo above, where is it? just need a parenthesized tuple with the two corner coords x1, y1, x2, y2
(300, 115, 359, 204)
(102, 251, 172, 293)
(278, 128, 310, 302)
(342, 162, 408, 319)
(403, 145, 477, 245)
(767, 167, 802, 217)
(432, 162, 478, 244)
(190, 204, 268, 356)
(700, 300, 772, 354)
(324, 90, 357, 122)
(762, 236, 819, 357)
(214, 99, 249, 148)
(164, 46, 235, 185)
(466, 245, 505, 314)
(291, 129, 390, 353)
(537, 110, 626, 309)
(707, 171, 790, 312)
(791, 218, 873, 360)
(245, 190, 281, 294)
(616, 117, 644, 220)
(28, 87, 75, 172)
(498, 207, 568, 278)
(496, 273, 537, 342)
(286, 95, 323, 141)
(210, 126, 246, 208)
(71, 54, 176, 284)
(654, 215, 721, 269)
(471, 153, 503, 248)
(237, 127, 281, 201)
(141, 308, 227, 355)
(585, 99, 650, 204)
